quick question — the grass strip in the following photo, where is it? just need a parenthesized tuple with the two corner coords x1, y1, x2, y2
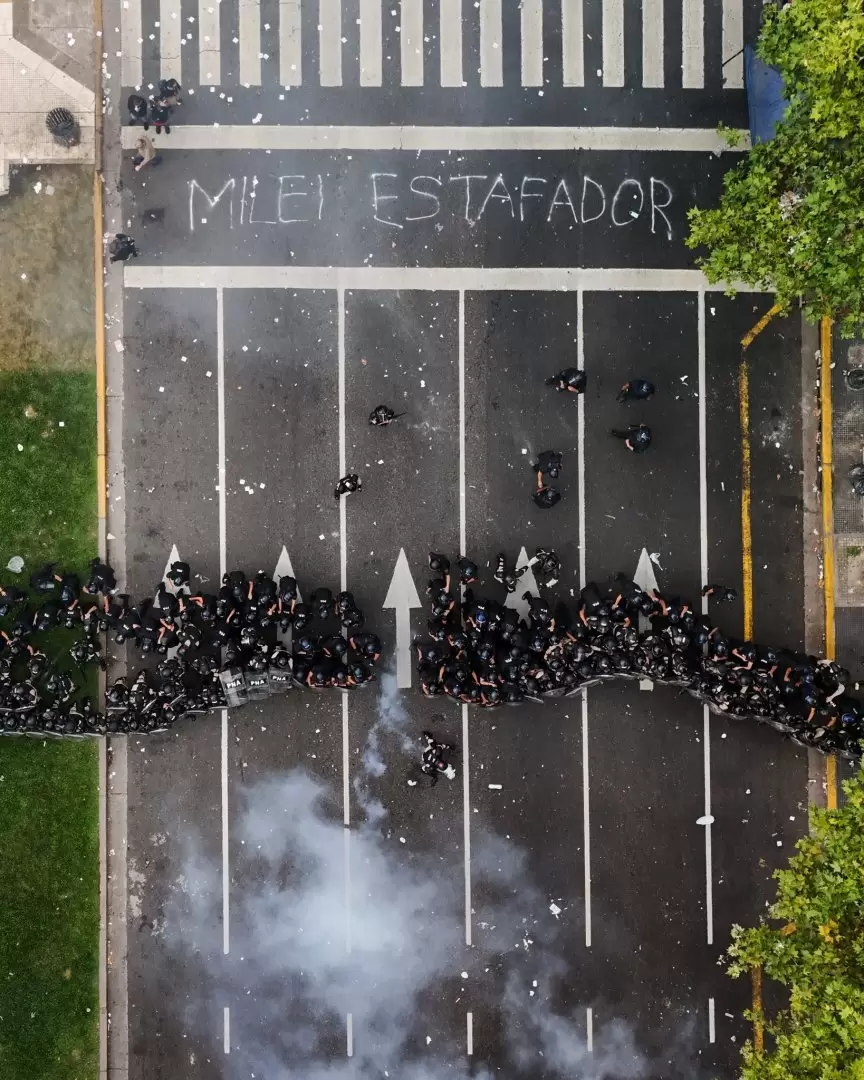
(0, 362, 99, 1079)
(0, 739, 99, 1080)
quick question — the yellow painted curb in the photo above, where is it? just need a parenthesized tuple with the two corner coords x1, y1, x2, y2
(736, 302, 782, 642)
(740, 302, 781, 351)
(751, 965, 764, 1055)
(93, 0, 106, 529)
(820, 318, 839, 811)
(738, 357, 753, 640)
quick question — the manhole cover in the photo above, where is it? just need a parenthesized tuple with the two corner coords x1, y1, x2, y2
(846, 367, 864, 391)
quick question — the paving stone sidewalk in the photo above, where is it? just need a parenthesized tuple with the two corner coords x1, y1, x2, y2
(0, 0, 94, 195)
(830, 330, 864, 679)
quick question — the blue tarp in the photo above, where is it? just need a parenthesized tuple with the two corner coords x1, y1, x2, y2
(744, 43, 789, 144)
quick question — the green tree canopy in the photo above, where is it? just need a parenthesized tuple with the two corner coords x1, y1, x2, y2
(686, 0, 864, 333)
(725, 766, 864, 1079)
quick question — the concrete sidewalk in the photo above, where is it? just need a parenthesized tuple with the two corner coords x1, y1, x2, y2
(0, 0, 94, 194)
(829, 329, 864, 679)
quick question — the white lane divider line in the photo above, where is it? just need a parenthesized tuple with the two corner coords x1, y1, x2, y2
(223, 1006, 230, 1053)
(708, 996, 715, 1042)
(338, 287, 347, 592)
(462, 703, 471, 945)
(458, 288, 472, 948)
(578, 289, 592, 953)
(586, 1005, 594, 1051)
(698, 287, 714, 947)
(222, 709, 229, 954)
(217, 286, 230, 959)
(466, 1011, 473, 1055)
(582, 694, 592, 948)
(577, 288, 586, 588)
(703, 704, 714, 944)
(347, 1012, 354, 1056)
(458, 288, 466, 557)
(699, 287, 708, 610)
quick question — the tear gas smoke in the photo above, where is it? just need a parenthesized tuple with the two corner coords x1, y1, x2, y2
(160, 681, 663, 1079)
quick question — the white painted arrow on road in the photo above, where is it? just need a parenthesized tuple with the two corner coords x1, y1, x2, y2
(155, 543, 183, 602)
(273, 546, 302, 647)
(153, 544, 183, 658)
(383, 549, 422, 689)
(503, 547, 539, 622)
(634, 547, 660, 691)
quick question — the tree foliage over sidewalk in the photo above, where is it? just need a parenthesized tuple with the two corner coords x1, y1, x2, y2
(686, 0, 864, 333)
(725, 766, 864, 1079)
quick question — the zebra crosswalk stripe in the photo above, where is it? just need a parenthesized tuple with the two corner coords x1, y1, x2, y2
(238, 0, 262, 85)
(160, 0, 183, 83)
(439, 0, 464, 87)
(682, 0, 705, 87)
(122, 0, 745, 94)
(318, 0, 342, 86)
(401, 0, 424, 86)
(561, 0, 584, 87)
(642, 0, 664, 87)
(279, 0, 302, 85)
(199, 0, 222, 85)
(521, 0, 544, 88)
(722, 0, 743, 88)
(359, 0, 383, 86)
(479, 0, 503, 88)
(602, 0, 624, 87)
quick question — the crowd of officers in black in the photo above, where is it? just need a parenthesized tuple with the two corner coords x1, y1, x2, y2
(0, 558, 382, 738)
(415, 551, 863, 762)
(2, 551, 860, 761)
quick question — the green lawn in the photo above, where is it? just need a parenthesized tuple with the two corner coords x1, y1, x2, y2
(0, 371, 96, 569)
(0, 165, 100, 1080)
(0, 740, 99, 1080)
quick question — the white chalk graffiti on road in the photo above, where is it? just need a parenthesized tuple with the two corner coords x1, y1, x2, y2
(187, 171, 675, 239)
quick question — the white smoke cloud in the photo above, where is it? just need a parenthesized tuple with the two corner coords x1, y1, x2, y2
(161, 765, 665, 1080)
(159, 680, 692, 1078)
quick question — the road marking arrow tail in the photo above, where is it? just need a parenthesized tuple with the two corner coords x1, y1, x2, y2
(383, 548, 422, 689)
(633, 547, 659, 690)
(273, 546, 302, 647)
(503, 547, 539, 622)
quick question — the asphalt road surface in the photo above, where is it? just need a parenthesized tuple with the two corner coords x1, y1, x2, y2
(113, 1, 810, 1077)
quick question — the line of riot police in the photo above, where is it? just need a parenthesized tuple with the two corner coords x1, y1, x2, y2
(416, 552, 863, 762)
(0, 559, 382, 738)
